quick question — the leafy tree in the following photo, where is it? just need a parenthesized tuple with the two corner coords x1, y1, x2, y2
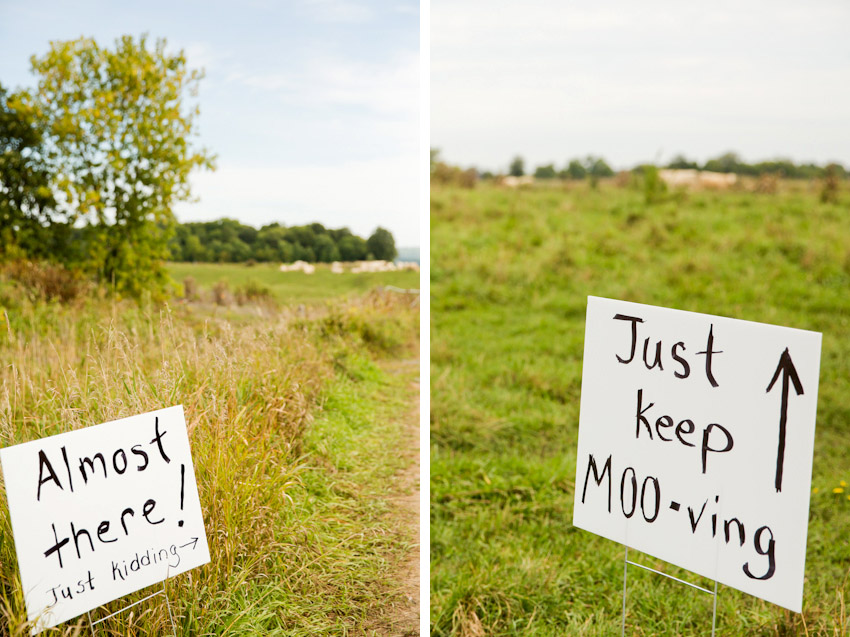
(314, 234, 341, 262)
(338, 235, 368, 261)
(329, 227, 352, 243)
(533, 164, 557, 179)
(703, 152, 743, 174)
(586, 156, 614, 178)
(367, 227, 397, 261)
(509, 156, 525, 177)
(561, 159, 587, 180)
(287, 225, 318, 251)
(667, 154, 698, 170)
(0, 84, 62, 259)
(27, 35, 215, 295)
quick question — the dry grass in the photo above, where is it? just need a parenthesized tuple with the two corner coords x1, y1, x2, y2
(0, 289, 419, 635)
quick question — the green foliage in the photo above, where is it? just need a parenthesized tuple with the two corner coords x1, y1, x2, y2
(585, 155, 614, 178)
(642, 164, 667, 204)
(338, 234, 368, 261)
(509, 156, 525, 177)
(168, 220, 397, 264)
(0, 84, 61, 260)
(667, 154, 699, 170)
(367, 227, 398, 261)
(26, 35, 215, 296)
(431, 182, 850, 635)
(560, 159, 587, 180)
(702, 151, 745, 174)
(166, 262, 419, 304)
(699, 152, 846, 179)
(533, 164, 557, 179)
(820, 164, 841, 204)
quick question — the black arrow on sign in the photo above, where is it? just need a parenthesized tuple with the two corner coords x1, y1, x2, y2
(179, 538, 199, 550)
(766, 348, 804, 492)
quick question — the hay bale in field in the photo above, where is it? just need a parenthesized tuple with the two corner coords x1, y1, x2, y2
(659, 169, 737, 190)
(351, 260, 398, 273)
(279, 260, 315, 274)
(500, 175, 535, 188)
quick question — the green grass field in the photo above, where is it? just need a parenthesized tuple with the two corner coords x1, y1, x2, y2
(167, 262, 420, 304)
(430, 180, 850, 635)
(0, 270, 419, 635)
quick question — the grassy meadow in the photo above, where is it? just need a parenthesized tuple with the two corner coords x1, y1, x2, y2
(430, 179, 850, 635)
(167, 262, 419, 304)
(0, 267, 420, 635)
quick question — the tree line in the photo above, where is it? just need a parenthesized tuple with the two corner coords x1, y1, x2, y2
(170, 220, 396, 263)
(431, 149, 847, 186)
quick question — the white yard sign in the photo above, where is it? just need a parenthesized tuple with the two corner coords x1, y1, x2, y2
(573, 297, 821, 612)
(0, 406, 210, 634)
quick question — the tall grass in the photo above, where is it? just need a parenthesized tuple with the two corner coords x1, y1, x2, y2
(0, 288, 418, 635)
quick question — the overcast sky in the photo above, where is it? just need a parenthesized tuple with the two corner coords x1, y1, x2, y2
(432, 0, 850, 173)
(0, 0, 420, 247)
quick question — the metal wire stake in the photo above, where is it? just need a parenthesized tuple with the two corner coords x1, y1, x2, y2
(620, 546, 719, 637)
(621, 546, 628, 636)
(711, 578, 718, 637)
(88, 584, 176, 636)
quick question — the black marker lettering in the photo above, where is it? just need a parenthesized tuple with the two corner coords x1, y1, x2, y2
(131, 444, 149, 471)
(620, 467, 637, 518)
(701, 423, 734, 473)
(150, 416, 170, 463)
(743, 526, 776, 580)
(642, 338, 663, 371)
(78, 453, 107, 483)
(613, 314, 643, 364)
(142, 498, 164, 525)
(37, 450, 63, 501)
(112, 449, 128, 474)
(581, 454, 612, 513)
(635, 389, 654, 439)
(696, 323, 723, 388)
(672, 342, 690, 379)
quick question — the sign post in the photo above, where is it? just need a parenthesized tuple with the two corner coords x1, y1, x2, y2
(573, 297, 821, 614)
(0, 405, 210, 634)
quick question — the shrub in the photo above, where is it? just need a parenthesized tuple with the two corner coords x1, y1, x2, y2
(234, 280, 276, 306)
(821, 165, 840, 203)
(182, 276, 199, 301)
(212, 280, 232, 306)
(642, 165, 667, 204)
(0, 260, 87, 302)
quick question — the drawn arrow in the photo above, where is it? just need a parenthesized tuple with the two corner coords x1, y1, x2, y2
(766, 348, 804, 492)
(179, 538, 199, 550)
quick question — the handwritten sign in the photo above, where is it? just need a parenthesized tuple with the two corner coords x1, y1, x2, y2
(572, 297, 821, 612)
(0, 406, 210, 634)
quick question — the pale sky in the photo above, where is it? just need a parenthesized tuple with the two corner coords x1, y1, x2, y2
(0, 0, 420, 247)
(431, 0, 850, 173)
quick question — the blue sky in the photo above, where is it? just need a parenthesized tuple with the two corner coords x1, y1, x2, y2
(0, 0, 420, 247)
(432, 0, 850, 173)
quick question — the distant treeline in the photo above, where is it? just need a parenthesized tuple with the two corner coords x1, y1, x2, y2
(169, 219, 397, 264)
(431, 149, 847, 184)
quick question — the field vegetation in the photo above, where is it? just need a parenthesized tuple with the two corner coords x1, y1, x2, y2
(431, 177, 850, 635)
(0, 266, 420, 635)
(168, 262, 419, 306)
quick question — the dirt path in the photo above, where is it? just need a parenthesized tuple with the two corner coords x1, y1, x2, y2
(375, 358, 420, 636)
